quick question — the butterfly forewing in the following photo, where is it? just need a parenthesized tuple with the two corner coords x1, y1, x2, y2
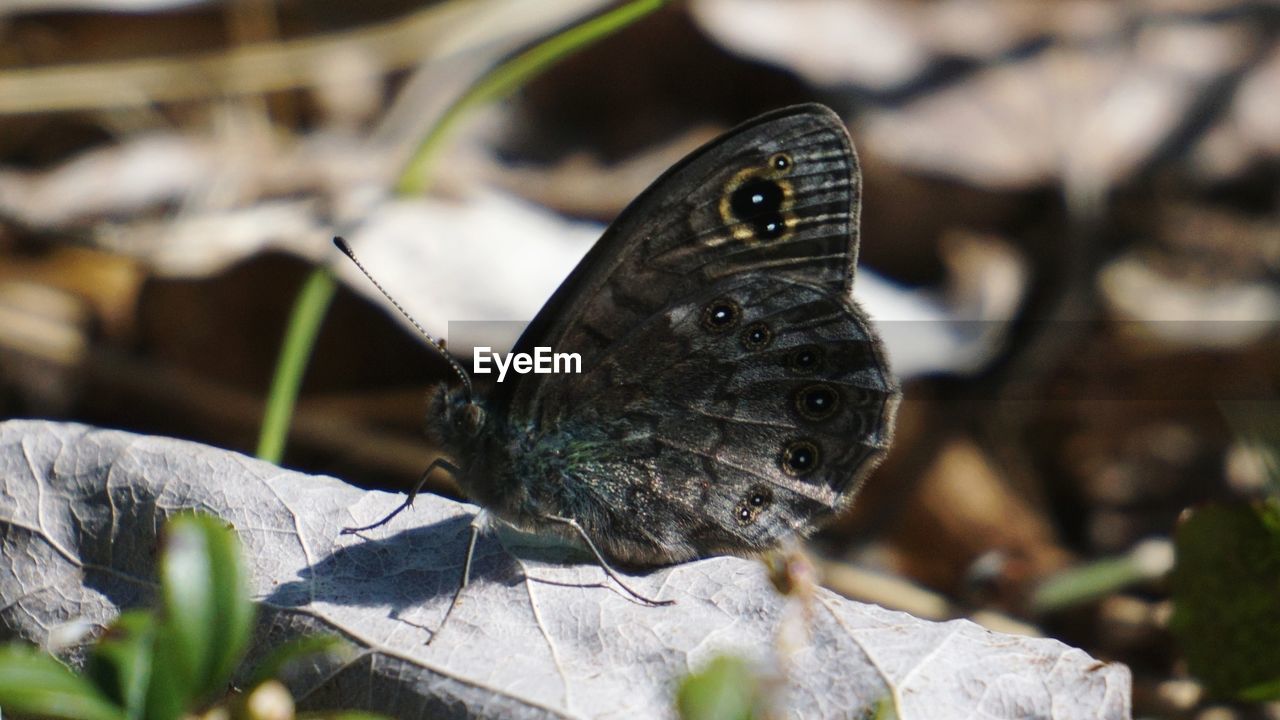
(498, 105, 861, 417)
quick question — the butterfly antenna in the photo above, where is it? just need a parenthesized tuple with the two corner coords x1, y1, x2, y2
(332, 237, 474, 400)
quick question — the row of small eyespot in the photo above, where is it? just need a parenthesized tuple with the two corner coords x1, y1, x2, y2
(699, 297, 830, 480)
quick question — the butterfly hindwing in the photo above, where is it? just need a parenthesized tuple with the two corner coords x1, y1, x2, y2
(515, 274, 896, 564)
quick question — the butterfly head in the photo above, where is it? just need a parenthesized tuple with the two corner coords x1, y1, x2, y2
(425, 381, 486, 445)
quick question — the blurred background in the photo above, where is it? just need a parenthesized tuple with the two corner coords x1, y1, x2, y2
(1, 0, 1278, 716)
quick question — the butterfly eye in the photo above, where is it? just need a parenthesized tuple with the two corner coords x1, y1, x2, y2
(735, 486, 773, 525)
(786, 345, 825, 373)
(460, 404, 486, 437)
(701, 299, 741, 331)
(781, 440, 820, 477)
(740, 322, 773, 350)
(769, 153, 792, 173)
(795, 383, 840, 421)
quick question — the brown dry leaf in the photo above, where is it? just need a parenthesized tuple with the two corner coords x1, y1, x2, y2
(1193, 42, 1280, 179)
(484, 124, 724, 219)
(888, 438, 1072, 603)
(692, 0, 930, 89)
(694, 0, 1273, 190)
(862, 8, 1262, 191)
(0, 0, 211, 15)
(0, 0, 621, 276)
(1099, 255, 1280, 349)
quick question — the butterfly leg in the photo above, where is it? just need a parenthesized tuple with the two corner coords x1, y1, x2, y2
(542, 514, 675, 607)
(340, 457, 461, 535)
(428, 509, 489, 645)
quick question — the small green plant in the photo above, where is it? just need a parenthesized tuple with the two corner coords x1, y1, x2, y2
(1170, 499, 1280, 701)
(676, 654, 765, 720)
(1168, 406, 1280, 701)
(0, 513, 372, 720)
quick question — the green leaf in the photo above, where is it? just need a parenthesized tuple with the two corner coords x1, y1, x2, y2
(87, 611, 156, 720)
(246, 634, 351, 690)
(0, 644, 127, 720)
(675, 655, 760, 720)
(1171, 500, 1280, 700)
(159, 514, 215, 685)
(1240, 676, 1280, 702)
(149, 513, 256, 719)
(202, 516, 256, 694)
(143, 628, 189, 720)
(870, 696, 900, 720)
(1030, 539, 1173, 613)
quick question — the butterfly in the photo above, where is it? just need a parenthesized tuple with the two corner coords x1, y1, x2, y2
(337, 103, 899, 610)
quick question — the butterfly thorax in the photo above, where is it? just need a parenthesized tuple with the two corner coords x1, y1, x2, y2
(425, 382, 643, 552)
(423, 382, 548, 528)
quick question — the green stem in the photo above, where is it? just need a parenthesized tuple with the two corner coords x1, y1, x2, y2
(1030, 539, 1173, 614)
(256, 0, 669, 462)
(397, 0, 669, 195)
(256, 270, 336, 463)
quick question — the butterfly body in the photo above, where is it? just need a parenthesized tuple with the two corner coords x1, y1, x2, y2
(420, 104, 899, 568)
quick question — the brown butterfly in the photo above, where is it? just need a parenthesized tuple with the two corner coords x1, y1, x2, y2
(339, 103, 898, 610)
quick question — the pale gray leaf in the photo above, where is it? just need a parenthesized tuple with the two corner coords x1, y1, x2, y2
(0, 420, 1131, 719)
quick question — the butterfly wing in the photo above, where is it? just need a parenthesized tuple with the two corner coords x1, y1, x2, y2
(520, 274, 897, 564)
(495, 105, 898, 564)
(494, 104, 859, 412)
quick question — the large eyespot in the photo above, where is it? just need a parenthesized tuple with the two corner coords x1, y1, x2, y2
(720, 171, 795, 244)
(795, 383, 840, 421)
(701, 298, 741, 331)
(769, 153, 793, 173)
(740, 322, 773, 350)
(786, 345, 825, 374)
(781, 440, 820, 477)
(735, 486, 773, 525)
